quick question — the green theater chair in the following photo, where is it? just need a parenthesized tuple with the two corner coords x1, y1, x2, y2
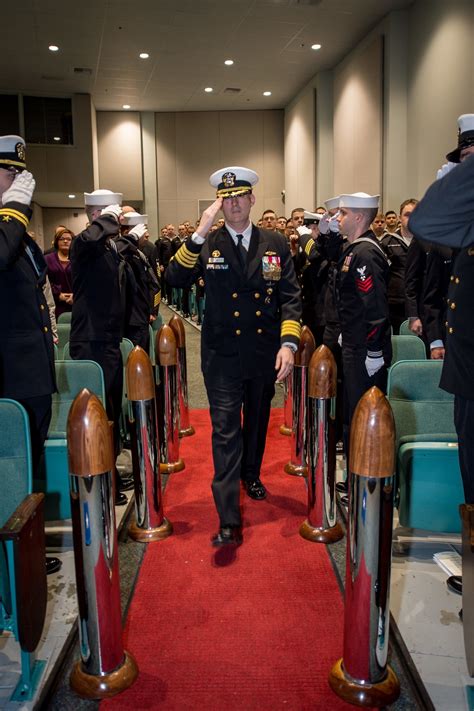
(391, 335, 427, 365)
(0, 399, 47, 701)
(120, 338, 135, 447)
(57, 311, 72, 324)
(38, 360, 105, 520)
(55, 322, 71, 358)
(387, 360, 464, 533)
(399, 319, 414, 336)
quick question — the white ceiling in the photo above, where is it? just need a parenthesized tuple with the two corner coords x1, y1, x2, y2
(2, 0, 413, 112)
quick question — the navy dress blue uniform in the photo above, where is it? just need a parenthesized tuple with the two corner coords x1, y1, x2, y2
(380, 232, 410, 334)
(0, 201, 56, 471)
(166, 225, 301, 527)
(409, 154, 474, 503)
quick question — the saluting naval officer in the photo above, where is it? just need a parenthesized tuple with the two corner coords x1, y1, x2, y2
(166, 167, 301, 546)
(0, 135, 60, 574)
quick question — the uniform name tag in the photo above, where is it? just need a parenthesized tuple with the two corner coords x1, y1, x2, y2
(206, 263, 229, 270)
(262, 255, 281, 281)
(208, 257, 225, 263)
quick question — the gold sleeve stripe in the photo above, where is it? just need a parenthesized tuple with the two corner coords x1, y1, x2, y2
(304, 239, 315, 257)
(154, 292, 161, 307)
(174, 245, 199, 269)
(281, 321, 302, 338)
(0, 208, 29, 228)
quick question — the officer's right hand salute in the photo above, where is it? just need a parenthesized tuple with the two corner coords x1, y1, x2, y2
(2, 170, 35, 207)
(195, 197, 223, 238)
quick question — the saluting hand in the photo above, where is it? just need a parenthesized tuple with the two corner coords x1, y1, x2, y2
(196, 198, 223, 238)
(2, 171, 35, 207)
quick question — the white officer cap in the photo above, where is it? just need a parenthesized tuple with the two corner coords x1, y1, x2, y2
(84, 189, 123, 206)
(0, 135, 26, 171)
(446, 114, 474, 163)
(339, 192, 380, 209)
(209, 166, 259, 198)
(122, 211, 148, 226)
(303, 210, 322, 223)
(324, 195, 340, 211)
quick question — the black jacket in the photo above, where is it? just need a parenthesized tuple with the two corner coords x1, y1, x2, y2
(381, 232, 410, 306)
(116, 236, 160, 327)
(0, 201, 56, 398)
(166, 226, 301, 381)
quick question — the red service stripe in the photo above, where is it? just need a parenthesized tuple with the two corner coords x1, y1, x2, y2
(356, 276, 373, 292)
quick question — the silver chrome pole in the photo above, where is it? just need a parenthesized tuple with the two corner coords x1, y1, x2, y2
(155, 325, 185, 474)
(68, 389, 138, 699)
(126, 346, 173, 542)
(169, 315, 195, 438)
(329, 386, 400, 708)
(285, 325, 315, 477)
(460, 503, 474, 676)
(280, 375, 292, 436)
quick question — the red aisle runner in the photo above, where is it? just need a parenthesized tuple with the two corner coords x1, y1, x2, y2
(103, 409, 355, 711)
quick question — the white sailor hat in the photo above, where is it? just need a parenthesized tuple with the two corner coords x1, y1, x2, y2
(84, 189, 123, 206)
(209, 166, 258, 198)
(324, 195, 340, 211)
(303, 210, 322, 223)
(122, 211, 148, 226)
(339, 192, 380, 209)
(446, 114, 474, 163)
(0, 135, 26, 171)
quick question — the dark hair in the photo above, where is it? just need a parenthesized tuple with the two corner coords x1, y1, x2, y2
(385, 210, 397, 218)
(399, 198, 418, 214)
(262, 209, 276, 218)
(291, 207, 305, 217)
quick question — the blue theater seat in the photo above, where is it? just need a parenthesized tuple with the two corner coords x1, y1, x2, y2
(387, 360, 464, 533)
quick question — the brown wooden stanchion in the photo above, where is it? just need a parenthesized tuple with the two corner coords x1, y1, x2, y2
(169, 315, 195, 438)
(460, 504, 474, 675)
(329, 387, 400, 708)
(299, 344, 343, 543)
(284, 326, 316, 476)
(155, 325, 185, 474)
(67, 389, 138, 699)
(280, 374, 292, 436)
(126, 346, 173, 542)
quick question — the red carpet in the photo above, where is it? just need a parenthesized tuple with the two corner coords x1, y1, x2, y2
(103, 409, 354, 711)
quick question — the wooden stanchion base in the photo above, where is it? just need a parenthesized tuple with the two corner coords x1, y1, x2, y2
(284, 462, 307, 477)
(128, 517, 173, 542)
(328, 658, 400, 708)
(299, 519, 344, 544)
(179, 426, 195, 438)
(70, 650, 138, 700)
(160, 459, 185, 474)
(279, 425, 292, 436)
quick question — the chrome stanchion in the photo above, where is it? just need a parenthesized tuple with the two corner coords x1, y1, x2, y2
(67, 389, 138, 699)
(126, 346, 173, 542)
(300, 344, 343, 543)
(280, 375, 292, 436)
(169, 315, 195, 438)
(329, 386, 400, 708)
(284, 326, 315, 477)
(155, 325, 185, 474)
(460, 504, 474, 675)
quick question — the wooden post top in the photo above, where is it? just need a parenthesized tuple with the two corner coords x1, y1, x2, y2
(126, 346, 155, 401)
(308, 344, 337, 398)
(67, 389, 115, 476)
(349, 386, 395, 478)
(295, 325, 316, 367)
(168, 315, 186, 348)
(155, 324, 177, 366)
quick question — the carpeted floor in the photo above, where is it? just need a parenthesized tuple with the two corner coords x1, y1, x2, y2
(102, 409, 360, 711)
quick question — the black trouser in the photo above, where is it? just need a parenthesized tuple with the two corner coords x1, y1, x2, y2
(126, 324, 150, 352)
(454, 395, 474, 504)
(18, 394, 52, 477)
(69, 340, 123, 456)
(388, 302, 406, 335)
(323, 322, 344, 443)
(204, 373, 275, 527)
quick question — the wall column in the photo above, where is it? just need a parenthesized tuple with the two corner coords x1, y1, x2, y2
(141, 112, 159, 239)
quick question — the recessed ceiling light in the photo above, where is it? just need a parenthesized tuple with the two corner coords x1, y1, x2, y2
(204, 87, 213, 93)
(139, 52, 149, 59)
(68, 194, 76, 199)
(53, 136, 61, 141)
(311, 44, 322, 50)
(48, 45, 59, 52)
(224, 59, 234, 66)
(122, 104, 131, 109)
(263, 91, 272, 96)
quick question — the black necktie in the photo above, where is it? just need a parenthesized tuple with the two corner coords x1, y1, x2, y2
(236, 233, 247, 268)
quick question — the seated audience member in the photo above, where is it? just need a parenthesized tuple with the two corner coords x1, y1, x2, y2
(45, 226, 74, 318)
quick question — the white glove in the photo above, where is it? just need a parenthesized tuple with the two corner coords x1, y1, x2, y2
(2, 171, 35, 207)
(128, 223, 147, 242)
(100, 204, 122, 221)
(436, 162, 457, 180)
(329, 214, 340, 233)
(296, 225, 312, 237)
(318, 212, 331, 235)
(365, 354, 384, 377)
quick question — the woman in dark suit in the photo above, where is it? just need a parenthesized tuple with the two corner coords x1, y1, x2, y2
(45, 226, 74, 318)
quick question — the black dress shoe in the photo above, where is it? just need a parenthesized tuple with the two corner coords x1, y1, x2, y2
(115, 491, 128, 506)
(447, 575, 462, 595)
(211, 526, 242, 547)
(244, 479, 267, 500)
(46, 556, 62, 575)
(335, 481, 348, 494)
(118, 476, 135, 492)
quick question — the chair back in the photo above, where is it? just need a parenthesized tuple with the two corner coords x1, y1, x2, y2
(49, 360, 106, 438)
(399, 319, 413, 336)
(387, 360, 455, 445)
(56, 323, 71, 358)
(57, 311, 72, 324)
(120, 338, 134, 368)
(0, 400, 32, 526)
(391, 335, 426, 365)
